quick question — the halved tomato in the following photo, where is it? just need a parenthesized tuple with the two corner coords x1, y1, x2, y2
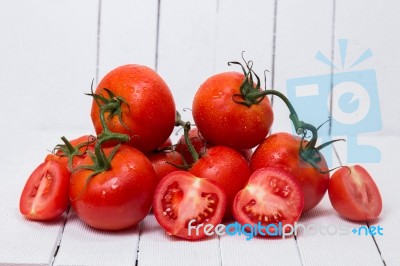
(328, 165, 382, 221)
(20, 160, 70, 220)
(153, 171, 226, 240)
(233, 167, 304, 236)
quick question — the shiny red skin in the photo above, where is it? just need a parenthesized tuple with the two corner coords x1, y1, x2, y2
(153, 171, 227, 240)
(91, 64, 176, 153)
(70, 145, 157, 230)
(189, 145, 251, 217)
(192, 71, 273, 150)
(250, 132, 329, 212)
(148, 151, 184, 182)
(20, 160, 70, 220)
(328, 165, 382, 221)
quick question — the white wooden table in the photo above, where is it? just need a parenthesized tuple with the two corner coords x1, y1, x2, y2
(1, 1, 399, 265)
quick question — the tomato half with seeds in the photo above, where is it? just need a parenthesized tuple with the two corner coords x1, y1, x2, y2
(233, 167, 304, 236)
(153, 171, 226, 240)
(250, 132, 329, 212)
(20, 160, 70, 220)
(328, 165, 382, 221)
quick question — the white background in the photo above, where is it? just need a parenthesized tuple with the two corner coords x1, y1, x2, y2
(0, 0, 399, 265)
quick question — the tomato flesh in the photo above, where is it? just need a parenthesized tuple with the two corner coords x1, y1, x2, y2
(233, 167, 304, 236)
(20, 160, 70, 220)
(328, 165, 382, 221)
(153, 171, 226, 240)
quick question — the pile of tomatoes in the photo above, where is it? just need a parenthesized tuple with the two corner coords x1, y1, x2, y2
(19, 61, 382, 240)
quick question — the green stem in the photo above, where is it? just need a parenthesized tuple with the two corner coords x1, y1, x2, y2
(255, 90, 318, 149)
(175, 111, 199, 163)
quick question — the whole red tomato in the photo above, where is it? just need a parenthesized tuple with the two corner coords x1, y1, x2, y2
(192, 71, 273, 150)
(328, 165, 382, 221)
(189, 145, 251, 217)
(250, 132, 329, 212)
(90, 64, 176, 153)
(70, 145, 157, 230)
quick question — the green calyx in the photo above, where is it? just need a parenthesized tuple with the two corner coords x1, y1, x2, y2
(228, 58, 266, 107)
(72, 85, 131, 179)
(229, 55, 344, 173)
(51, 136, 96, 172)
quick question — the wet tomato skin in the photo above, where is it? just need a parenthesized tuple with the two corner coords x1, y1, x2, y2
(20, 160, 70, 220)
(192, 71, 273, 150)
(69, 145, 157, 230)
(153, 171, 226, 240)
(328, 165, 382, 221)
(250, 132, 329, 212)
(91, 64, 176, 153)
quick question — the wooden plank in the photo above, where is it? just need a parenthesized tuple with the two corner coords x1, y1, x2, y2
(333, 0, 400, 137)
(0, 0, 98, 264)
(0, 129, 90, 265)
(213, 1, 302, 265)
(214, 0, 275, 77)
(267, 1, 381, 265)
(97, 0, 158, 80)
(272, 0, 334, 142)
(219, 219, 301, 266)
(53, 210, 140, 266)
(53, 1, 158, 265)
(296, 196, 384, 266)
(138, 215, 221, 266)
(137, 1, 221, 265)
(155, 0, 218, 131)
(0, 0, 98, 132)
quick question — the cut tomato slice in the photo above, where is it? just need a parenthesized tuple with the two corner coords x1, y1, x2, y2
(233, 167, 304, 236)
(328, 165, 382, 221)
(20, 160, 70, 220)
(153, 171, 226, 240)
